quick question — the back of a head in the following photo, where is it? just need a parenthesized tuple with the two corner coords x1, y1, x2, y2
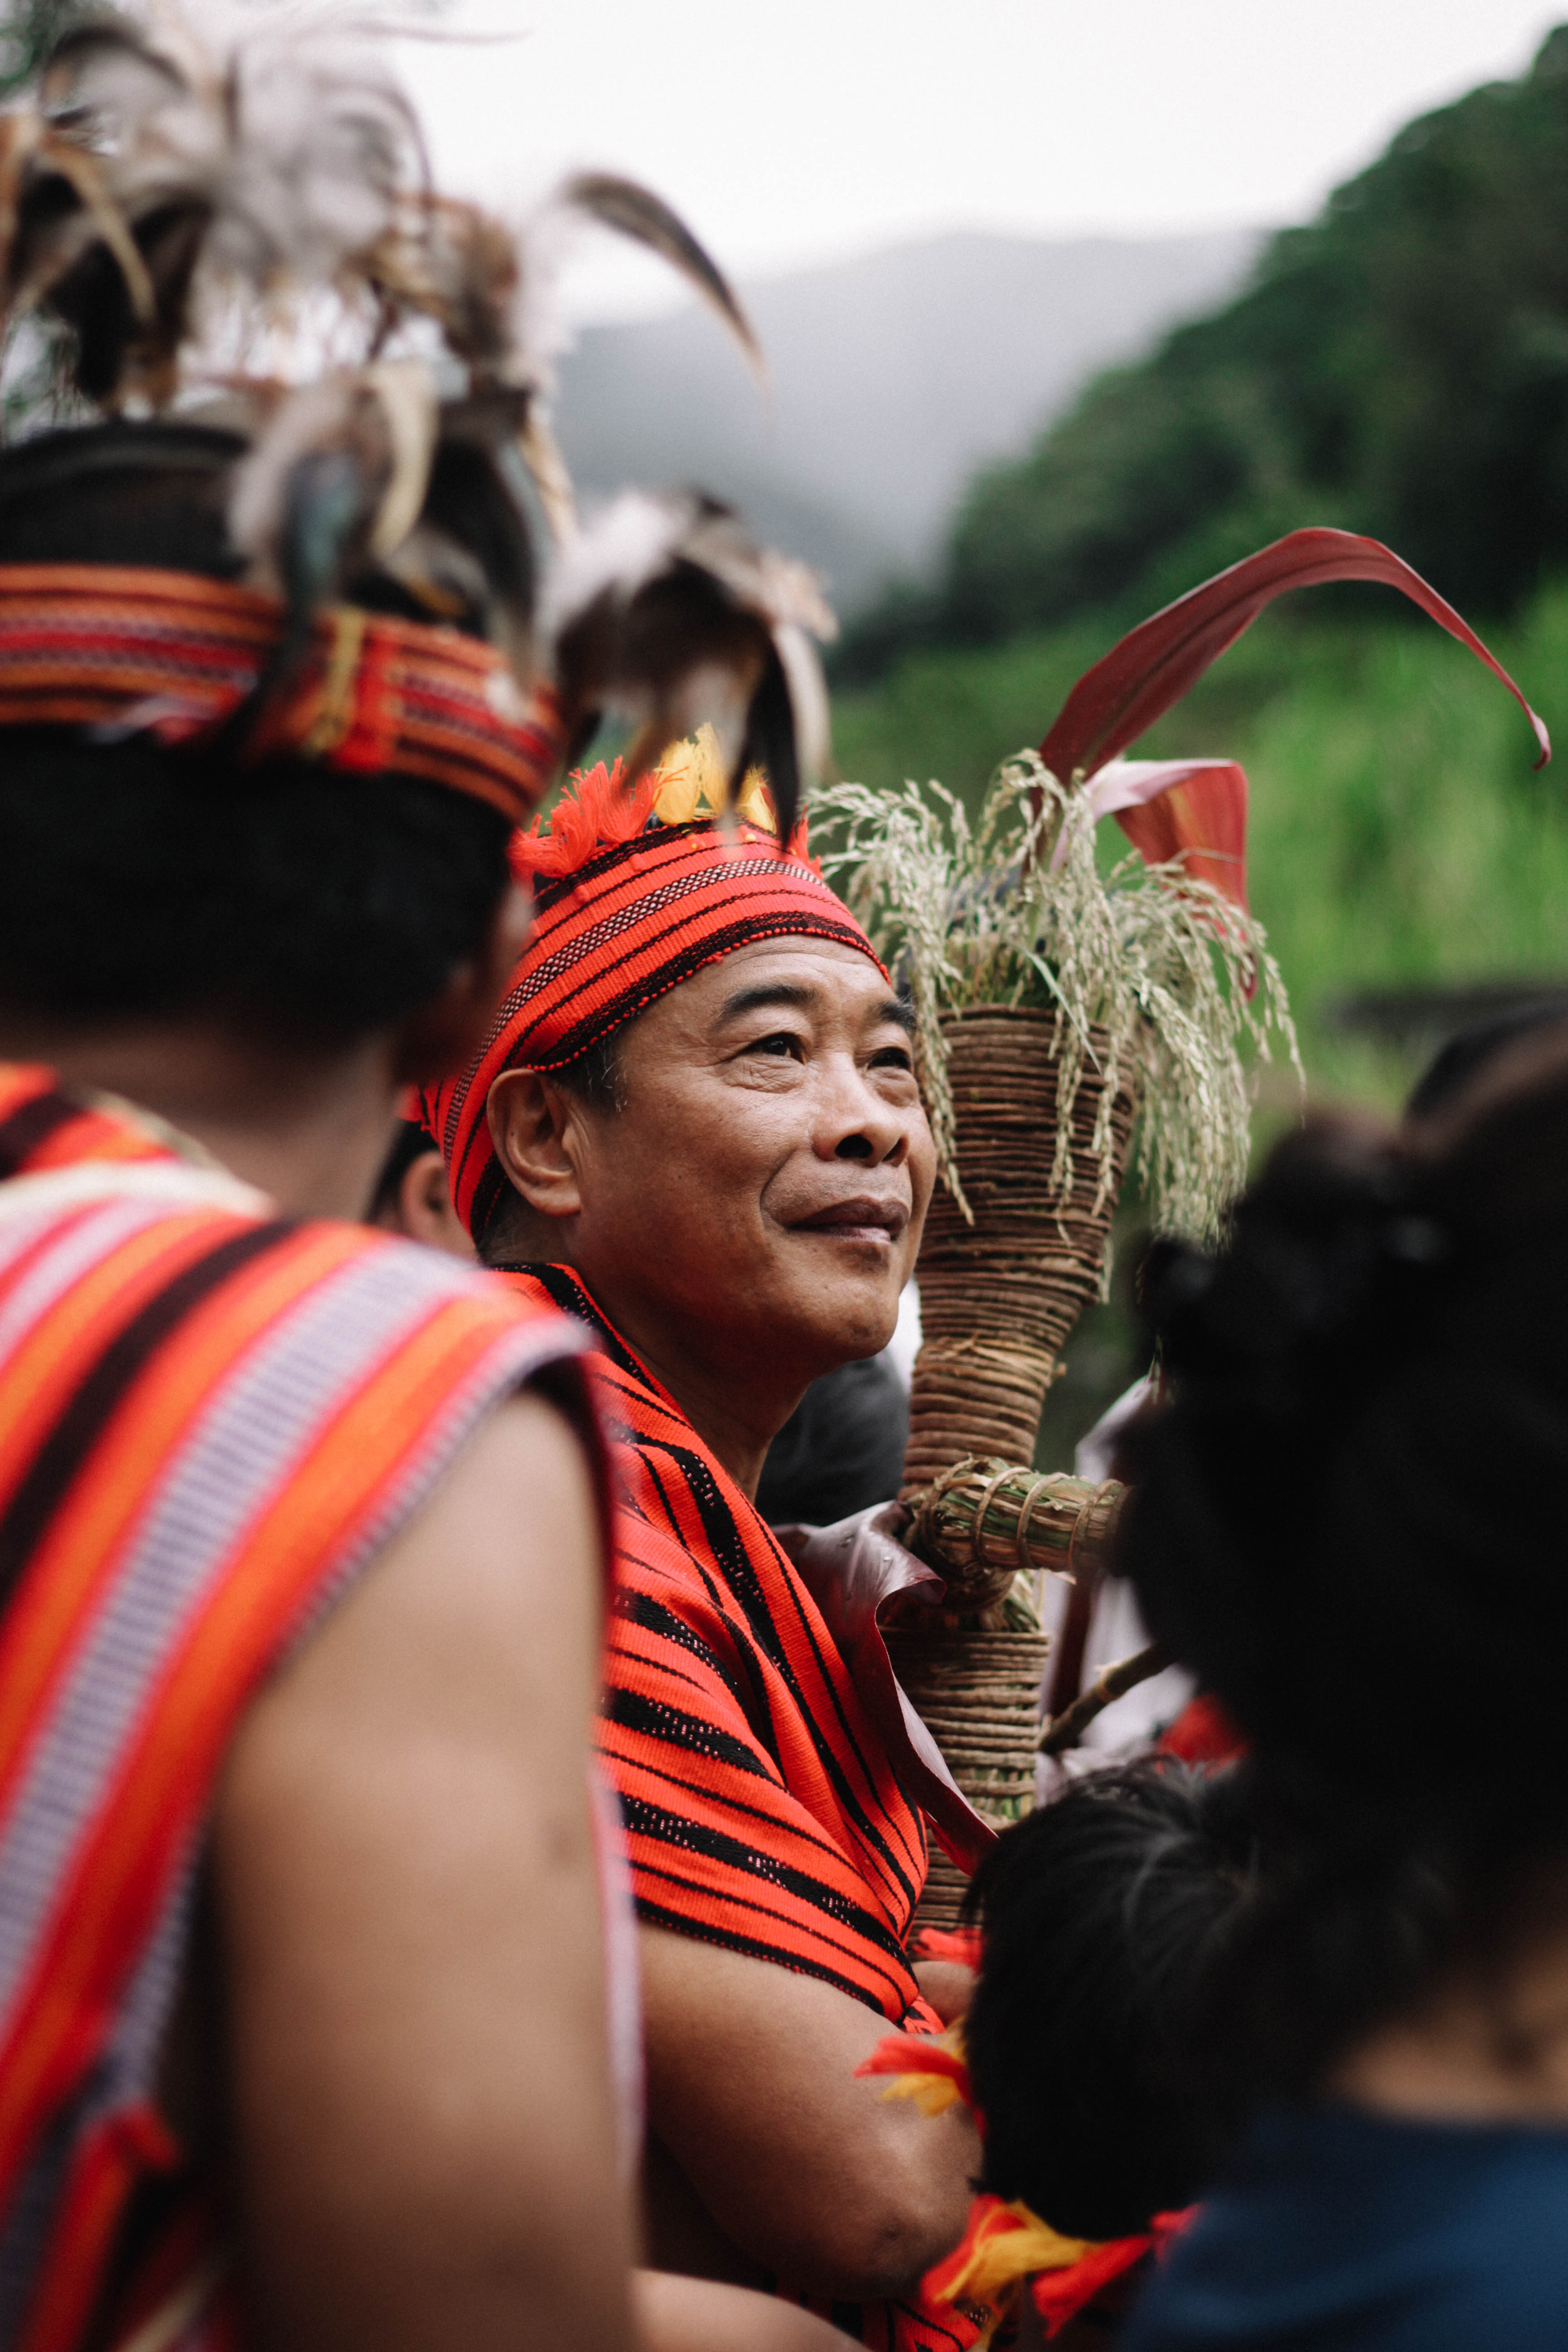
(0, 422, 518, 1048)
(965, 1761, 1256, 2240)
(1119, 1027, 1568, 2090)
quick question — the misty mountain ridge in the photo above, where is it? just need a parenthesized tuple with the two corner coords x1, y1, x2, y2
(554, 226, 1261, 617)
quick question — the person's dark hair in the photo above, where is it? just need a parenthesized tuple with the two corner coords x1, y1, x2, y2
(964, 1761, 1257, 2239)
(1406, 999, 1568, 1122)
(1119, 1025, 1568, 2099)
(0, 421, 519, 1049)
(757, 1354, 909, 1527)
(550, 1028, 628, 1115)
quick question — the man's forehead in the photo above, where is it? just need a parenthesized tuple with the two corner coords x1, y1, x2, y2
(666, 936, 906, 1030)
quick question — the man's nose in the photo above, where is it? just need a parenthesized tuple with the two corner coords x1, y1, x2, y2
(817, 1058, 909, 1166)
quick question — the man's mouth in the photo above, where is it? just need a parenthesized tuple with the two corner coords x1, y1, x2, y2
(791, 1196, 910, 1245)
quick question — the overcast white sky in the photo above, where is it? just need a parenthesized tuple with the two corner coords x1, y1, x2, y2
(394, 0, 1565, 318)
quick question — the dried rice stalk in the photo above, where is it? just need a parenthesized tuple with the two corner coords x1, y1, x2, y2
(816, 753, 1299, 1241)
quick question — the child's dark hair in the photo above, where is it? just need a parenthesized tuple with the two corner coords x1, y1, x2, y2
(964, 1760, 1257, 2241)
(1118, 1025, 1568, 2100)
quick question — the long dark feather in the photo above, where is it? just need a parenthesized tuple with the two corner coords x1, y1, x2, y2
(561, 171, 762, 379)
(737, 647, 802, 844)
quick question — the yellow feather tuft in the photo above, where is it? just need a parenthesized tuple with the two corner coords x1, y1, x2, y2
(877, 2071, 967, 2118)
(943, 2204, 1095, 2299)
(652, 723, 776, 831)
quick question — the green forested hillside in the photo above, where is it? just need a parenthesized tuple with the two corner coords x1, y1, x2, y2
(842, 24, 1568, 678)
(830, 11, 1568, 1459)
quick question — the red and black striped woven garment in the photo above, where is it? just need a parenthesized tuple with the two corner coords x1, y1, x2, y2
(0, 1068, 592, 2352)
(500, 1265, 980, 2352)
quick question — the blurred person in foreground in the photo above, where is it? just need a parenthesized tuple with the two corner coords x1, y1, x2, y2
(0, 14, 854, 2352)
(1115, 1023, 1568, 2350)
(422, 740, 989, 2351)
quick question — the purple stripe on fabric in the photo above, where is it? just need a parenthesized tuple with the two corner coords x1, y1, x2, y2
(0, 1216, 584, 2317)
(0, 1239, 571, 2029)
(0, 1196, 196, 1371)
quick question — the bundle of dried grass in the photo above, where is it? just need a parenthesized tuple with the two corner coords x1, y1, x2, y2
(817, 753, 1298, 1242)
(902, 1455, 1126, 1618)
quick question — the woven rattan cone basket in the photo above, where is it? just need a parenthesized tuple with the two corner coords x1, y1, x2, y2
(898, 1007, 1137, 1932)
(903, 1008, 1137, 1495)
(885, 1627, 1051, 1928)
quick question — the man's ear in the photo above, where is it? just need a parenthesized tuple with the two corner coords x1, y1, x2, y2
(487, 1067, 584, 1221)
(392, 882, 534, 1087)
(399, 1150, 476, 1261)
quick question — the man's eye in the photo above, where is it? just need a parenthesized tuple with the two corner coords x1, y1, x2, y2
(752, 1032, 803, 1059)
(871, 1045, 914, 1073)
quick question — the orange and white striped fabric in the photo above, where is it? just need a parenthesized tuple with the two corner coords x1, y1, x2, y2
(0, 1067, 593, 2352)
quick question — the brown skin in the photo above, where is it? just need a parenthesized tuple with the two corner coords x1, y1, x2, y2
(372, 1145, 476, 1259)
(0, 884, 650, 2352)
(218, 1395, 633, 2352)
(1333, 1926, 1568, 2124)
(488, 936, 935, 1498)
(635, 2274, 854, 2352)
(912, 1962, 975, 2026)
(639, 1931, 980, 2301)
(486, 936, 980, 2298)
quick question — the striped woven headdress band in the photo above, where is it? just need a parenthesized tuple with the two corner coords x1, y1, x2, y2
(421, 750, 889, 1245)
(0, 565, 566, 824)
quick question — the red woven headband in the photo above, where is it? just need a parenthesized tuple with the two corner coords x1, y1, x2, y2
(0, 564, 565, 823)
(422, 764, 889, 1245)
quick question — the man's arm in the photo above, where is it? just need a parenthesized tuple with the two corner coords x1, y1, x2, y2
(212, 1392, 635, 2352)
(912, 1960, 975, 2026)
(634, 2271, 855, 2352)
(639, 1924, 980, 2303)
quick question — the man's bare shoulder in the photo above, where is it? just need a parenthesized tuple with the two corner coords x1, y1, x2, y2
(222, 1390, 603, 1821)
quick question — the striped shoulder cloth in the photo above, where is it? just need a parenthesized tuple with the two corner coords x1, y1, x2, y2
(498, 1264, 981, 2352)
(0, 1068, 592, 2352)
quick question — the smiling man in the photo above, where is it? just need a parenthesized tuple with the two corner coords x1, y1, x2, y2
(422, 751, 982, 2352)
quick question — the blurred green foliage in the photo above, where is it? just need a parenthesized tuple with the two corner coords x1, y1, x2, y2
(0, 0, 71, 94)
(841, 24, 1568, 681)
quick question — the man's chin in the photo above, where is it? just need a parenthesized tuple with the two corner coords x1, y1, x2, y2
(784, 1276, 902, 1374)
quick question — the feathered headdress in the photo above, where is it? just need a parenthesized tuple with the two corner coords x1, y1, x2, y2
(0, 4, 834, 830)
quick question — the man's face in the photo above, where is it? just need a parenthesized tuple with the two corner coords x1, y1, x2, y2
(567, 936, 935, 1388)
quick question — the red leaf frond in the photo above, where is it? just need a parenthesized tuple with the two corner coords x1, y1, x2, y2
(1039, 528, 1550, 787)
(1112, 763, 1250, 911)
